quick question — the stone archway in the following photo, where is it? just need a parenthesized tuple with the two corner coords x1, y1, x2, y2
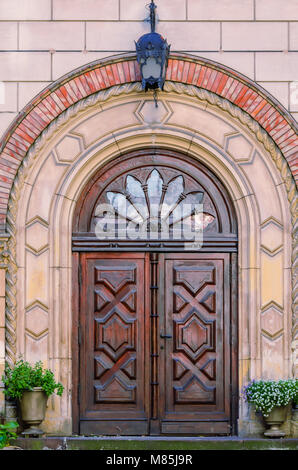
(0, 53, 296, 436)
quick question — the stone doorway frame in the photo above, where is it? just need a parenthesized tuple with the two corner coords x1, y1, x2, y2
(0, 53, 296, 436)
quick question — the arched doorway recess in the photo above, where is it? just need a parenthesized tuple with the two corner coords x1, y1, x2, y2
(72, 149, 238, 435)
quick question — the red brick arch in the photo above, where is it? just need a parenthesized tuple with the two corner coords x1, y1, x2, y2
(0, 52, 297, 229)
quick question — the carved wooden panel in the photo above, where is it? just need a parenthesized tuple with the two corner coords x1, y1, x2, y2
(79, 253, 149, 435)
(159, 253, 232, 434)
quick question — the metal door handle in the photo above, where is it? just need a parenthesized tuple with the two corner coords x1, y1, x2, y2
(160, 334, 172, 339)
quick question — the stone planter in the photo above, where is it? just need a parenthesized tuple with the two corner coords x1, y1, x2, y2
(19, 387, 48, 436)
(263, 405, 288, 438)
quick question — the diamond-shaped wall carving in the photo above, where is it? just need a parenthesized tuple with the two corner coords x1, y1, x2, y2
(55, 135, 82, 163)
(261, 304, 283, 339)
(26, 219, 48, 253)
(136, 100, 171, 125)
(261, 220, 283, 254)
(25, 304, 48, 338)
(226, 134, 253, 162)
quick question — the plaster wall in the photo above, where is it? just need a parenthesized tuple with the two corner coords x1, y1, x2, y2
(0, 0, 298, 138)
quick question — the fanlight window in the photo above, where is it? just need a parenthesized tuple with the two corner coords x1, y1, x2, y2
(94, 170, 214, 241)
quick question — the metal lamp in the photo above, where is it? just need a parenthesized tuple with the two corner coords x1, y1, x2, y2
(135, 1, 170, 92)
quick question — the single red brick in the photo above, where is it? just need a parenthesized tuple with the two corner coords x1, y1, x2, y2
(197, 66, 207, 87)
(265, 114, 284, 134)
(202, 67, 212, 89)
(55, 87, 72, 107)
(225, 79, 239, 100)
(5, 141, 25, 158)
(171, 59, 179, 81)
(43, 95, 62, 116)
(84, 72, 97, 94)
(210, 71, 223, 93)
(60, 84, 76, 105)
(206, 69, 218, 91)
(39, 98, 58, 119)
(258, 106, 276, 126)
(230, 82, 244, 103)
(22, 116, 42, 136)
(122, 61, 131, 82)
(99, 67, 110, 87)
(286, 152, 298, 164)
(221, 77, 235, 98)
(111, 63, 121, 85)
(245, 94, 262, 114)
(284, 148, 297, 162)
(242, 91, 259, 112)
(275, 127, 294, 144)
(106, 64, 116, 85)
(216, 73, 229, 95)
(128, 61, 136, 82)
(134, 61, 142, 81)
(166, 59, 173, 80)
(94, 68, 107, 89)
(182, 61, 190, 83)
(116, 62, 126, 84)
(9, 135, 29, 153)
(0, 178, 13, 190)
(233, 85, 249, 105)
(192, 64, 202, 85)
(176, 60, 184, 82)
(89, 69, 101, 90)
(78, 74, 92, 95)
(2, 148, 23, 162)
(186, 62, 196, 84)
(19, 121, 38, 140)
(30, 110, 49, 129)
(279, 136, 298, 151)
(0, 156, 19, 170)
(44, 95, 63, 115)
(50, 92, 66, 112)
(253, 102, 271, 120)
(0, 161, 18, 174)
(14, 127, 34, 145)
(74, 77, 88, 98)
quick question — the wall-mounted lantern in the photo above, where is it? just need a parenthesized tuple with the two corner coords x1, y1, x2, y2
(135, 1, 170, 94)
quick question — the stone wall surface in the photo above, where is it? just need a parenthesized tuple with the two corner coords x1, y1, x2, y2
(0, 0, 297, 139)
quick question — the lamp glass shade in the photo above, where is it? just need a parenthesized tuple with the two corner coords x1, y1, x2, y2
(142, 57, 162, 80)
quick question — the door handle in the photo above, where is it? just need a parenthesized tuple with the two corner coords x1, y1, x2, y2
(160, 333, 172, 339)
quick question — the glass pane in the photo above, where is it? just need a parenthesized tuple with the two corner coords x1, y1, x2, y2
(142, 57, 161, 79)
(171, 191, 204, 224)
(161, 175, 184, 220)
(106, 192, 143, 224)
(182, 213, 215, 231)
(147, 169, 163, 219)
(126, 175, 149, 220)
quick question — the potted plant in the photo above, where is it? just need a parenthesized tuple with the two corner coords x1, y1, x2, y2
(0, 421, 18, 449)
(243, 378, 298, 438)
(2, 359, 64, 436)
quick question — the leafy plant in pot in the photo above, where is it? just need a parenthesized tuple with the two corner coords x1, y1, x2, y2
(0, 421, 18, 449)
(2, 360, 64, 436)
(243, 378, 298, 438)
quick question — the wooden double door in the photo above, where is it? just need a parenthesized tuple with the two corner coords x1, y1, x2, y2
(76, 251, 237, 435)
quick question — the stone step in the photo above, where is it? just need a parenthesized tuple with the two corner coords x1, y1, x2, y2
(13, 436, 298, 451)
